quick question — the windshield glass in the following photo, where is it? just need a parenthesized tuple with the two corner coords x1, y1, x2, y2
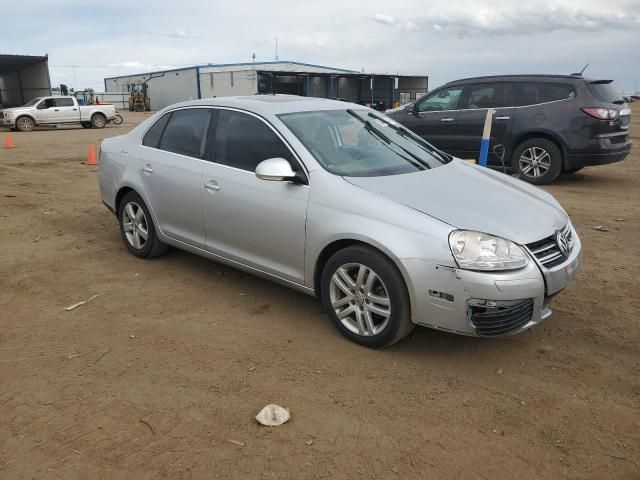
(23, 97, 43, 107)
(279, 109, 447, 177)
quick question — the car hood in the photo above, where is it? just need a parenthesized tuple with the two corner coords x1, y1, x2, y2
(0, 107, 28, 113)
(344, 160, 568, 245)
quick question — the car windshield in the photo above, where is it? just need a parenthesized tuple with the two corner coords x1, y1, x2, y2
(279, 109, 448, 177)
(23, 97, 43, 107)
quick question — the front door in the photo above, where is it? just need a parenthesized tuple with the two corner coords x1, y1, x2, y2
(34, 98, 57, 124)
(202, 109, 308, 284)
(400, 85, 463, 154)
(455, 82, 515, 164)
(137, 108, 211, 247)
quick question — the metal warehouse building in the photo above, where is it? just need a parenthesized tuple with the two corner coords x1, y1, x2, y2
(104, 61, 428, 110)
(0, 54, 52, 108)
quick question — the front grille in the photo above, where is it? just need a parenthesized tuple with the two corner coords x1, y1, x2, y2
(469, 299, 534, 337)
(526, 223, 572, 268)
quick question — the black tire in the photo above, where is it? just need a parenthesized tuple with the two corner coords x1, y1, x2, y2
(91, 113, 107, 129)
(81, 122, 92, 129)
(15, 116, 35, 132)
(112, 114, 123, 125)
(320, 245, 414, 348)
(512, 138, 562, 185)
(564, 166, 583, 174)
(118, 191, 168, 259)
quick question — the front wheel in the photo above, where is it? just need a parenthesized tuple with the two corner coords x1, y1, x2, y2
(320, 245, 414, 348)
(118, 191, 168, 259)
(512, 138, 562, 185)
(15, 116, 35, 132)
(112, 114, 123, 125)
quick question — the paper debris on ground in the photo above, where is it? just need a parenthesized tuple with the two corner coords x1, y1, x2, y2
(255, 404, 291, 426)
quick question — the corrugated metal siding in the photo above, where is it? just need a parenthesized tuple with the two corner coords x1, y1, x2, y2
(104, 68, 198, 110)
(198, 62, 354, 75)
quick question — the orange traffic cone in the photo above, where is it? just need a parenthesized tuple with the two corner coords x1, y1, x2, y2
(87, 144, 97, 165)
(5, 133, 15, 149)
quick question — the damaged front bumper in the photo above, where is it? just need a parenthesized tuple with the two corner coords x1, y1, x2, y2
(401, 235, 581, 337)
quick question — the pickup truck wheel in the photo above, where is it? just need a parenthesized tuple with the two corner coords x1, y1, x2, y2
(91, 114, 106, 129)
(16, 116, 35, 132)
(81, 122, 92, 129)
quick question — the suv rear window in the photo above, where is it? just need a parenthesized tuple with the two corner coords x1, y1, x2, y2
(513, 82, 575, 106)
(587, 81, 623, 104)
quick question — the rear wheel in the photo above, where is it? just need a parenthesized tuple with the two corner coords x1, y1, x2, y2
(118, 191, 167, 259)
(91, 113, 106, 129)
(512, 138, 562, 185)
(15, 116, 35, 132)
(320, 245, 413, 348)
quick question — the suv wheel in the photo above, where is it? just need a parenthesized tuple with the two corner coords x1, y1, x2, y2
(118, 191, 168, 259)
(512, 138, 562, 185)
(320, 245, 414, 348)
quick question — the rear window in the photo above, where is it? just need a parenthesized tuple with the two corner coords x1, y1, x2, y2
(159, 108, 211, 159)
(142, 113, 171, 148)
(587, 81, 623, 104)
(513, 82, 576, 107)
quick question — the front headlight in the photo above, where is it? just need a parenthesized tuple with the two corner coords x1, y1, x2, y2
(448, 230, 528, 271)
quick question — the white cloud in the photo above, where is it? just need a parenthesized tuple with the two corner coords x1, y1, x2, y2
(403, 21, 420, 31)
(373, 13, 396, 26)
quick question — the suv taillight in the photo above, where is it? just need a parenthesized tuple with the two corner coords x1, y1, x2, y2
(582, 108, 618, 120)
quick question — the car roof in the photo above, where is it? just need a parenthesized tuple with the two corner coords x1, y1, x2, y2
(160, 95, 365, 116)
(443, 74, 586, 86)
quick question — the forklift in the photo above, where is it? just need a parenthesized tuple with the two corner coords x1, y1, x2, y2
(128, 82, 151, 112)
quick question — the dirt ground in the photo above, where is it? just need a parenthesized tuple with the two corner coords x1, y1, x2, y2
(1, 110, 638, 480)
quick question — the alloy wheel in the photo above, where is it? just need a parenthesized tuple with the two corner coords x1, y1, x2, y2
(519, 147, 551, 178)
(329, 263, 391, 336)
(122, 201, 148, 249)
(18, 118, 33, 131)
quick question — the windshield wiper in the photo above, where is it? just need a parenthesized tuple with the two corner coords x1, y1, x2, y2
(367, 113, 451, 163)
(347, 109, 429, 170)
(347, 109, 391, 144)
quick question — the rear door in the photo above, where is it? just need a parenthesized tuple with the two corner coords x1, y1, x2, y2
(53, 97, 79, 123)
(400, 85, 463, 153)
(454, 82, 515, 163)
(136, 108, 210, 247)
(201, 108, 309, 284)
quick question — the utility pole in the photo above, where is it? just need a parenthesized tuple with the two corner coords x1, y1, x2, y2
(275, 38, 279, 61)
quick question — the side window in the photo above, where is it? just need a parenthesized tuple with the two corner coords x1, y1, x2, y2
(55, 98, 75, 107)
(463, 83, 513, 109)
(159, 109, 211, 158)
(514, 82, 576, 107)
(213, 110, 294, 172)
(142, 113, 171, 148)
(417, 86, 463, 112)
(38, 98, 56, 109)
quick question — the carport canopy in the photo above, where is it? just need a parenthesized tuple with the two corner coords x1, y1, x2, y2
(0, 54, 51, 107)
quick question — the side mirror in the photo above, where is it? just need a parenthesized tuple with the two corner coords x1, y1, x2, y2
(255, 157, 296, 182)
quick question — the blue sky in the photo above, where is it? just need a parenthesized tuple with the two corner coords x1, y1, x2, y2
(4, 0, 640, 92)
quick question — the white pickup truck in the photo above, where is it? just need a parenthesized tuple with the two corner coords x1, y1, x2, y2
(0, 96, 116, 132)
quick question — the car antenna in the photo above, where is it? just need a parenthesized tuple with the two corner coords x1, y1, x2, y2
(571, 63, 589, 76)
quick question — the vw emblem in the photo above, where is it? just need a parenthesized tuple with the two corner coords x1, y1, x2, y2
(556, 230, 571, 257)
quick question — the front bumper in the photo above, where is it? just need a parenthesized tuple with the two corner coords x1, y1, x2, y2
(401, 234, 582, 337)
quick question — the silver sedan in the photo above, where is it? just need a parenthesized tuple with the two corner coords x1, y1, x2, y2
(98, 95, 581, 347)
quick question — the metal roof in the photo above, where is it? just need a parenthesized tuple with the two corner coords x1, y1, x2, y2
(104, 60, 358, 81)
(0, 54, 48, 75)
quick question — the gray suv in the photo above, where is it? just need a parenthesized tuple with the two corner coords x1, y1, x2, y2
(386, 74, 631, 184)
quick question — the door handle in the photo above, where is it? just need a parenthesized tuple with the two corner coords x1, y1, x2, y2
(141, 164, 153, 174)
(73, 108, 78, 111)
(54, 109, 59, 111)
(203, 180, 220, 192)
(441, 117, 455, 122)
(495, 116, 511, 120)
